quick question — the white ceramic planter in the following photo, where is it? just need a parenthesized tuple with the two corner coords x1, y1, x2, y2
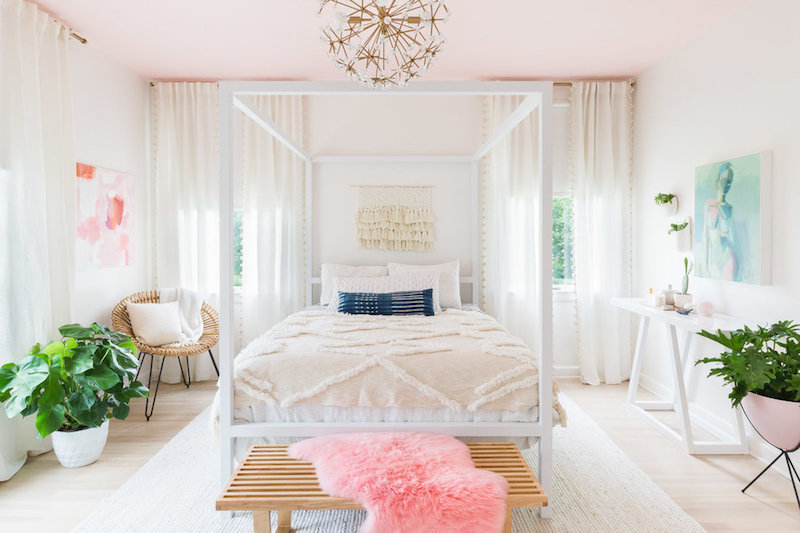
(659, 197, 679, 215)
(673, 293, 693, 308)
(51, 420, 109, 468)
(741, 392, 800, 452)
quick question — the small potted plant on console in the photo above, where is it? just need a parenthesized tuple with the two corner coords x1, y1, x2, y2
(673, 257, 693, 309)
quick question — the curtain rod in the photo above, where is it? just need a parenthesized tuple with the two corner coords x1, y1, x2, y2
(37, 3, 88, 44)
(553, 80, 636, 87)
(352, 185, 434, 188)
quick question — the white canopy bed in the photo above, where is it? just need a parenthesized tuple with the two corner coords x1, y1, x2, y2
(217, 81, 558, 517)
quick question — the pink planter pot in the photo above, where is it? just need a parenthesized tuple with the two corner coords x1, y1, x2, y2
(741, 392, 800, 452)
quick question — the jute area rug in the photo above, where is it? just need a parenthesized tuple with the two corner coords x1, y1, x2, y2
(73, 396, 705, 532)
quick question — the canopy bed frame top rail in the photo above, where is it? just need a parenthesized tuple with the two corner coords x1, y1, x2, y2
(218, 81, 554, 517)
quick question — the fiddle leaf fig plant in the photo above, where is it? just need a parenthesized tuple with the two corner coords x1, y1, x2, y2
(695, 321, 800, 408)
(0, 323, 149, 438)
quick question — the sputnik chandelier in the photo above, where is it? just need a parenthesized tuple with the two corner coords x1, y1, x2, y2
(319, 0, 449, 88)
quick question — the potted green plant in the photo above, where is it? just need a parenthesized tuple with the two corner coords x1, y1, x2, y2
(654, 192, 678, 215)
(667, 221, 689, 235)
(654, 192, 677, 206)
(673, 257, 693, 308)
(696, 321, 800, 506)
(0, 323, 148, 468)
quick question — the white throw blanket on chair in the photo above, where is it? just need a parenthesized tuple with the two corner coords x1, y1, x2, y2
(160, 288, 204, 344)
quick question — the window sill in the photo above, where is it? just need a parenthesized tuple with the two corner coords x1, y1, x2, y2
(553, 286, 575, 302)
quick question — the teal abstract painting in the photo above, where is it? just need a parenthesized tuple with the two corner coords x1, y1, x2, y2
(694, 152, 771, 284)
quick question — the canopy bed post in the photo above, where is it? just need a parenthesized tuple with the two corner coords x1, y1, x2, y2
(218, 83, 236, 487)
(537, 83, 555, 518)
(305, 159, 313, 307)
(470, 160, 479, 305)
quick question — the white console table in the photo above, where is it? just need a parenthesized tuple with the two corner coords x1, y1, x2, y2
(611, 298, 751, 455)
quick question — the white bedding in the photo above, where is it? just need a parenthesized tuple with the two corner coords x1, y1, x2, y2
(214, 306, 564, 452)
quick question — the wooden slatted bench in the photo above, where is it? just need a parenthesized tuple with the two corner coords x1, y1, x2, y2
(217, 442, 547, 533)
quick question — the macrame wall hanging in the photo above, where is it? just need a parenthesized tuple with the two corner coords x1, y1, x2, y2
(356, 186, 434, 252)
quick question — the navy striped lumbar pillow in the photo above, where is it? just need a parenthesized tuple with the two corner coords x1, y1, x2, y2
(337, 289, 435, 316)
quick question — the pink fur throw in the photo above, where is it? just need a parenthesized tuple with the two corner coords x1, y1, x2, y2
(288, 433, 509, 533)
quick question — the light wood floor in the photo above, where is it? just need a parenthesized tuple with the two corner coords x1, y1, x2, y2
(0, 380, 218, 532)
(2, 380, 799, 532)
(562, 381, 800, 532)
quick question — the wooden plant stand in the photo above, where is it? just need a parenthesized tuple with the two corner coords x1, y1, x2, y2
(217, 442, 547, 533)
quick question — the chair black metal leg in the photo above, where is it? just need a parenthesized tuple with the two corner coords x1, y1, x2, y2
(743, 450, 784, 493)
(186, 356, 191, 386)
(144, 355, 166, 421)
(177, 356, 190, 388)
(208, 349, 220, 377)
(134, 352, 144, 382)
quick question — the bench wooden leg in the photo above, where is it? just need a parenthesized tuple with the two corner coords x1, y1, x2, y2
(253, 511, 270, 533)
(276, 510, 291, 533)
(502, 506, 512, 533)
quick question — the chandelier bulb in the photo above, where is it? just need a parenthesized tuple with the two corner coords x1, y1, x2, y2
(332, 11, 347, 30)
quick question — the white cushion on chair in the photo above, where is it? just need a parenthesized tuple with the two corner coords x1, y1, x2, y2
(126, 301, 183, 346)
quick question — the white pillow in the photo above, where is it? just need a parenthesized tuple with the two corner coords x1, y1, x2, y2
(320, 264, 388, 306)
(388, 260, 461, 309)
(328, 271, 442, 314)
(126, 301, 183, 346)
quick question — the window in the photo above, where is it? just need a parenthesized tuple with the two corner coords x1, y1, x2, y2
(553, 196, 574, 288)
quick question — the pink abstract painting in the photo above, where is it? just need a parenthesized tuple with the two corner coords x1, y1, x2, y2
(76, 163, 134, 269)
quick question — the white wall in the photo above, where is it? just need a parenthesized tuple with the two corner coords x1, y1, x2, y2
(306, 93, 579, 375)
(307, 95, 481, 302)
(633, 0, 800, 461)
(70, 42, 150, 326)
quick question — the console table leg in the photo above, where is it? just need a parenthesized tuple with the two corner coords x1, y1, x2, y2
(672, 331, 694, 406)
(627, 316, 650, 405)
(666, 323, 694, 453)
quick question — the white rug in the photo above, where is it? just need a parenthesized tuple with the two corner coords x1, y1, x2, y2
(73, 396, 705, 533)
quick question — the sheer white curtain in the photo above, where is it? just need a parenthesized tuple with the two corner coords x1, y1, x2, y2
(571, 81, 634, 385)
(240, 96, 306, 347)
(481, 96, 541, 349)
(0, 0, 75, 480)
(151, 82, 219, 382)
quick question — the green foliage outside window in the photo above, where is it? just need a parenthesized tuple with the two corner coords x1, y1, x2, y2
(553, 197, 574, 286)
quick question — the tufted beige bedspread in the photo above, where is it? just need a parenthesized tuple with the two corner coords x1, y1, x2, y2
(233, 309, 565, 423)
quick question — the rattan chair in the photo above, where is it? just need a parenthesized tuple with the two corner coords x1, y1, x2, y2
(111, 290, 220, 420)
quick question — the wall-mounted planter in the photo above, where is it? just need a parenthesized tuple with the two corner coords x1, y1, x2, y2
(668, 217, 692, 252)
(654, 193, 678, 215)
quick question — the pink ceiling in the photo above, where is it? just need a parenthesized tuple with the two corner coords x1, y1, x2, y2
(33, 0, 751, 81)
